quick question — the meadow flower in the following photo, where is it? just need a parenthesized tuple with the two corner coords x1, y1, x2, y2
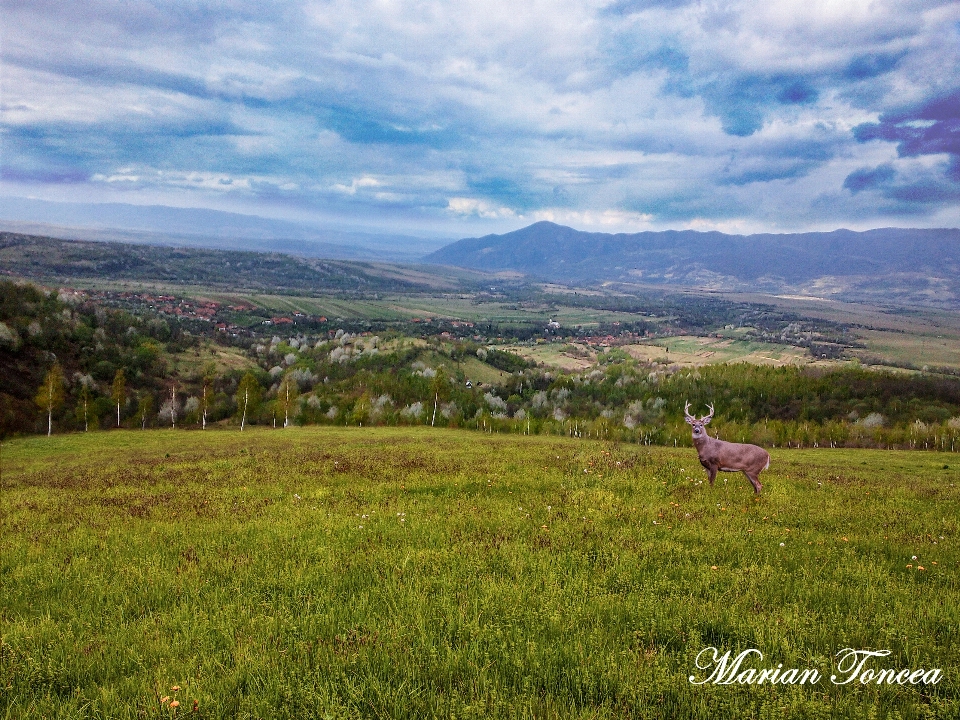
(779, 542, 785, 547)
(171, 685, 180, 691)
(170, 700, 180, 709)
(912, 555, 918, 560)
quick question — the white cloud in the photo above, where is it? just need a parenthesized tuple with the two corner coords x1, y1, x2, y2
(446, 198, 516, 219)
(2, 0, 959, 235)
(332, 176, 382, 195)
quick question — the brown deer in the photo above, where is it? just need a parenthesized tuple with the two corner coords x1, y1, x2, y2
(684, 402, 770, 495)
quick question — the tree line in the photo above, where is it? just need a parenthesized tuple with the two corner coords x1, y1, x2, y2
(6, 280, 960, 451)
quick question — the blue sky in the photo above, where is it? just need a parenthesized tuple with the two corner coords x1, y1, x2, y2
(2, 0, 960, 238)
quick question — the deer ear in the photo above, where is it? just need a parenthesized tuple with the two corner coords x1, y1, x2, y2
(701, 416, 711, 425)
(684, 416, 694, 425)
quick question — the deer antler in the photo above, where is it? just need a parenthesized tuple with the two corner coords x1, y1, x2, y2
(684, 400, 693, 419)
(703, 403, 715, 422)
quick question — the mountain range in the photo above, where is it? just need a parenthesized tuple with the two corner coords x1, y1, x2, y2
(4, 194, 960, 308)
(0, 197, 449, 263)
(427, 222, 960, 307)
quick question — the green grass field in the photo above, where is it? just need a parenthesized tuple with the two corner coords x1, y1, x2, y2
(624, 336, 813, 368)
(2, 428, 958, 718)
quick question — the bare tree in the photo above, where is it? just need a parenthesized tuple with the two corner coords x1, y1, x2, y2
(160, 385, 180, 429)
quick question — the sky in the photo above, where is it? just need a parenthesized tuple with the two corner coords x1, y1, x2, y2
(2, 0, 960, 240)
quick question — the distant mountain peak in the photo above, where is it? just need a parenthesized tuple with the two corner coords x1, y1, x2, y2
(425, 222, 960, 308)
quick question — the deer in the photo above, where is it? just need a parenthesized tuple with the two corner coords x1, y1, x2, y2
(684, 402, 770, 495)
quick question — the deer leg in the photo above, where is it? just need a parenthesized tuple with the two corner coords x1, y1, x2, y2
(743, 471, 762, 495)
(703, 464, 717, 486)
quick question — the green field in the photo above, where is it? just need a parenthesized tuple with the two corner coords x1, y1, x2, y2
(700, 290, 960, 372)
(2, 428, 958, 718)
(626, 336, 813, 368)
(209, 293, 644, 326)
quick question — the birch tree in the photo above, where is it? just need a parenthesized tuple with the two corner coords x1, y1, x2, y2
(34, 363, 65, 436)
(110, 369, 126, 427)
(160, 384, 180, 429)
(277, 371, 299, 428)
(430, 365, 449, 427)
(76, 383, 92, 432)
(137, 394, 154, 430)
(350, 392, 370, 427)
(236, 372, 262, 431)
(111, 369, 126, 428)
(200, 364, 216, 430)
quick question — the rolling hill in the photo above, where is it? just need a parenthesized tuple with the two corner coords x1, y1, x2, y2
(0, 232, 476, 295)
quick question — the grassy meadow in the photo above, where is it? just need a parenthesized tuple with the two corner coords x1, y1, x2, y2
(1, 427, 958, 718)
(623, 336, 812, 368)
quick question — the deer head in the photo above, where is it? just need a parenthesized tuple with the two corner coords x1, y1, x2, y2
(684, 401, 714, 440)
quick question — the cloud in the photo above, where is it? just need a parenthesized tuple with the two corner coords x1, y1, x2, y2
(844, 164, 896, 194)
(855, 89, 960, 159)
(851, 86, 960, 205)
(699, 73, 819, 137)
(446, 198, 516, 219)
(843, 51, 906, 81)
(2, 0, 960, 235)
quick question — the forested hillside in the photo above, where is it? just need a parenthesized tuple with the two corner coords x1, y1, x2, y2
(0, 232, 462, 294)
(5, 280, 960, 450)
